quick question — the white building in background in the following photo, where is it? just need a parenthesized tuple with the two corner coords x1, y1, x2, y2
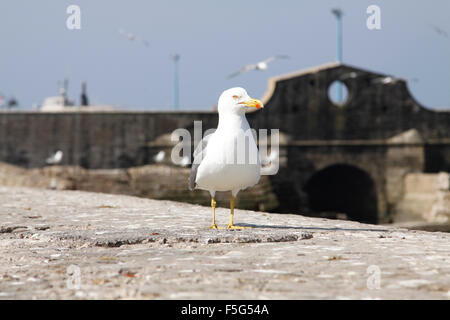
(40, 82, 119, 112)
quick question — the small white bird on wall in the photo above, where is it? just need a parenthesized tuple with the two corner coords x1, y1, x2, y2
(46, 150, 63, 165)
(227, 55, 289, 78)
(189, 87, 263, 229)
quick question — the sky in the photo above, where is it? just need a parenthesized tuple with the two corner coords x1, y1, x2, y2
(0, 0, 449, 110)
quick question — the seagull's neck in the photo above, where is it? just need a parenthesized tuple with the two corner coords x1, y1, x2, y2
(217, 112, 248, 131)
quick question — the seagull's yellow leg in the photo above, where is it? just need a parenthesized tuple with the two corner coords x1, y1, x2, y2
(209, 197, 222, 229)
(227, 196, 251, 230)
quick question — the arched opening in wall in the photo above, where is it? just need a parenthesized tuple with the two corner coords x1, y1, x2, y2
(328, 80, 349, 106)
(304, 164, 378, 224)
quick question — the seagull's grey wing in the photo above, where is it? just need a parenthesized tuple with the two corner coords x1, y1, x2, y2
(227, 64, 254, 79)
(262, 55, 290, 64)
(189, 133, 212, 191)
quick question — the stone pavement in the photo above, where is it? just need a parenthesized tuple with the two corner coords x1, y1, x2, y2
(0, 186, 449, 299)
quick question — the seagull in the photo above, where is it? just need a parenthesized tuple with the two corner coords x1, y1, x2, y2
(46, 150, 63, 165)
(227, 55, 289, 78)
(118, 28, 150, 47)
(371, 76, 398, 85)
(339, 72, 360, 80)
(180, 156, 190, 167)
(430, 24, 449, 39)
(189, 87, 263, 229)
(154, 151, 166, 163)
(372, 76, 418, 85)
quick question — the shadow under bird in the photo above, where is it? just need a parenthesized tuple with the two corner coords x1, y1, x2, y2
(189, 87, 263, 229)
(227, 55, 289, 78)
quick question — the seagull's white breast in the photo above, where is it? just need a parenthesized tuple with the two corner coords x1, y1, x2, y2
(195, 115, 261, 194)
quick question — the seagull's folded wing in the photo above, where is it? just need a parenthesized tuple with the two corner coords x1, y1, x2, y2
(189, 132, 213, 190)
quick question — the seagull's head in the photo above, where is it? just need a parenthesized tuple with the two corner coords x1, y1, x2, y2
(218, 87, 263, 116)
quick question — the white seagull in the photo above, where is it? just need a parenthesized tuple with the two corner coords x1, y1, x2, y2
(227, 55, 289, 78)
(180, 156, 190, 167)
(189, 87, 263, 229)
(118, 28, 150, 47)
(154, 151, 166, 163)
(46, 150, 63, 165)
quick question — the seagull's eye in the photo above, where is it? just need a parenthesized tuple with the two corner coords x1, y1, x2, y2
(232, 95, 239, 100)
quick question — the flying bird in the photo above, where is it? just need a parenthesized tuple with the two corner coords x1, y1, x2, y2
(430, 24, 449, 39)
(118, 28, 150, 47)
(227, 55, 289, 78)
(189, 87, 263, 229)
(46, 150, 63, 165)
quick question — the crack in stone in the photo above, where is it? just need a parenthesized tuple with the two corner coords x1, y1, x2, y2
(47, 230, 314, 247)
(0, 226, 28, 233)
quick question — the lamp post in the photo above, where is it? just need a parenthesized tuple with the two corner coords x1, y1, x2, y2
(170, 54, 180, 109)
(331, 8, 343, 103)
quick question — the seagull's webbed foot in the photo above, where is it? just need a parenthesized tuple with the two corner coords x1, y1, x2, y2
(209, 224, 223, 230)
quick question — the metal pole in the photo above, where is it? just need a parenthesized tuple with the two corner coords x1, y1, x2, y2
(171, 54, 180, 110)
(337, 13, 343, 63)
(337, 15, 342, 103)
(332, 8, 343, 103)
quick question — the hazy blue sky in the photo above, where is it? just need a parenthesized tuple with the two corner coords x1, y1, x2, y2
(0, 0, 449, 110)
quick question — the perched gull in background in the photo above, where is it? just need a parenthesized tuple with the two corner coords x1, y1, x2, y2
(180, 156, 190, 167)
(154, 151, 166, 163)
(46, 150, 63, 190)
(371, 76, 418, 85)
(227, 55, 289, 78)
(189, 87, 263, 229)
(46, 150, 63, 165)
(118, 28, 150, 47)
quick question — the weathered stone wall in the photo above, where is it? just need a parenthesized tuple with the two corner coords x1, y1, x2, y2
(0, 112, 218, 169)
(0, 162, 279, 212)
(394, 172, 450, 223)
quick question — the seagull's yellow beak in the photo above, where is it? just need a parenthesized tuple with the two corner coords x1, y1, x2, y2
(239, 98, 263, 109)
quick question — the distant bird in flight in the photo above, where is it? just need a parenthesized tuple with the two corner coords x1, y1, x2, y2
(430, 24, 449, 39)
(118, 28, 150, 47)
(227, 55, 289, 79)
